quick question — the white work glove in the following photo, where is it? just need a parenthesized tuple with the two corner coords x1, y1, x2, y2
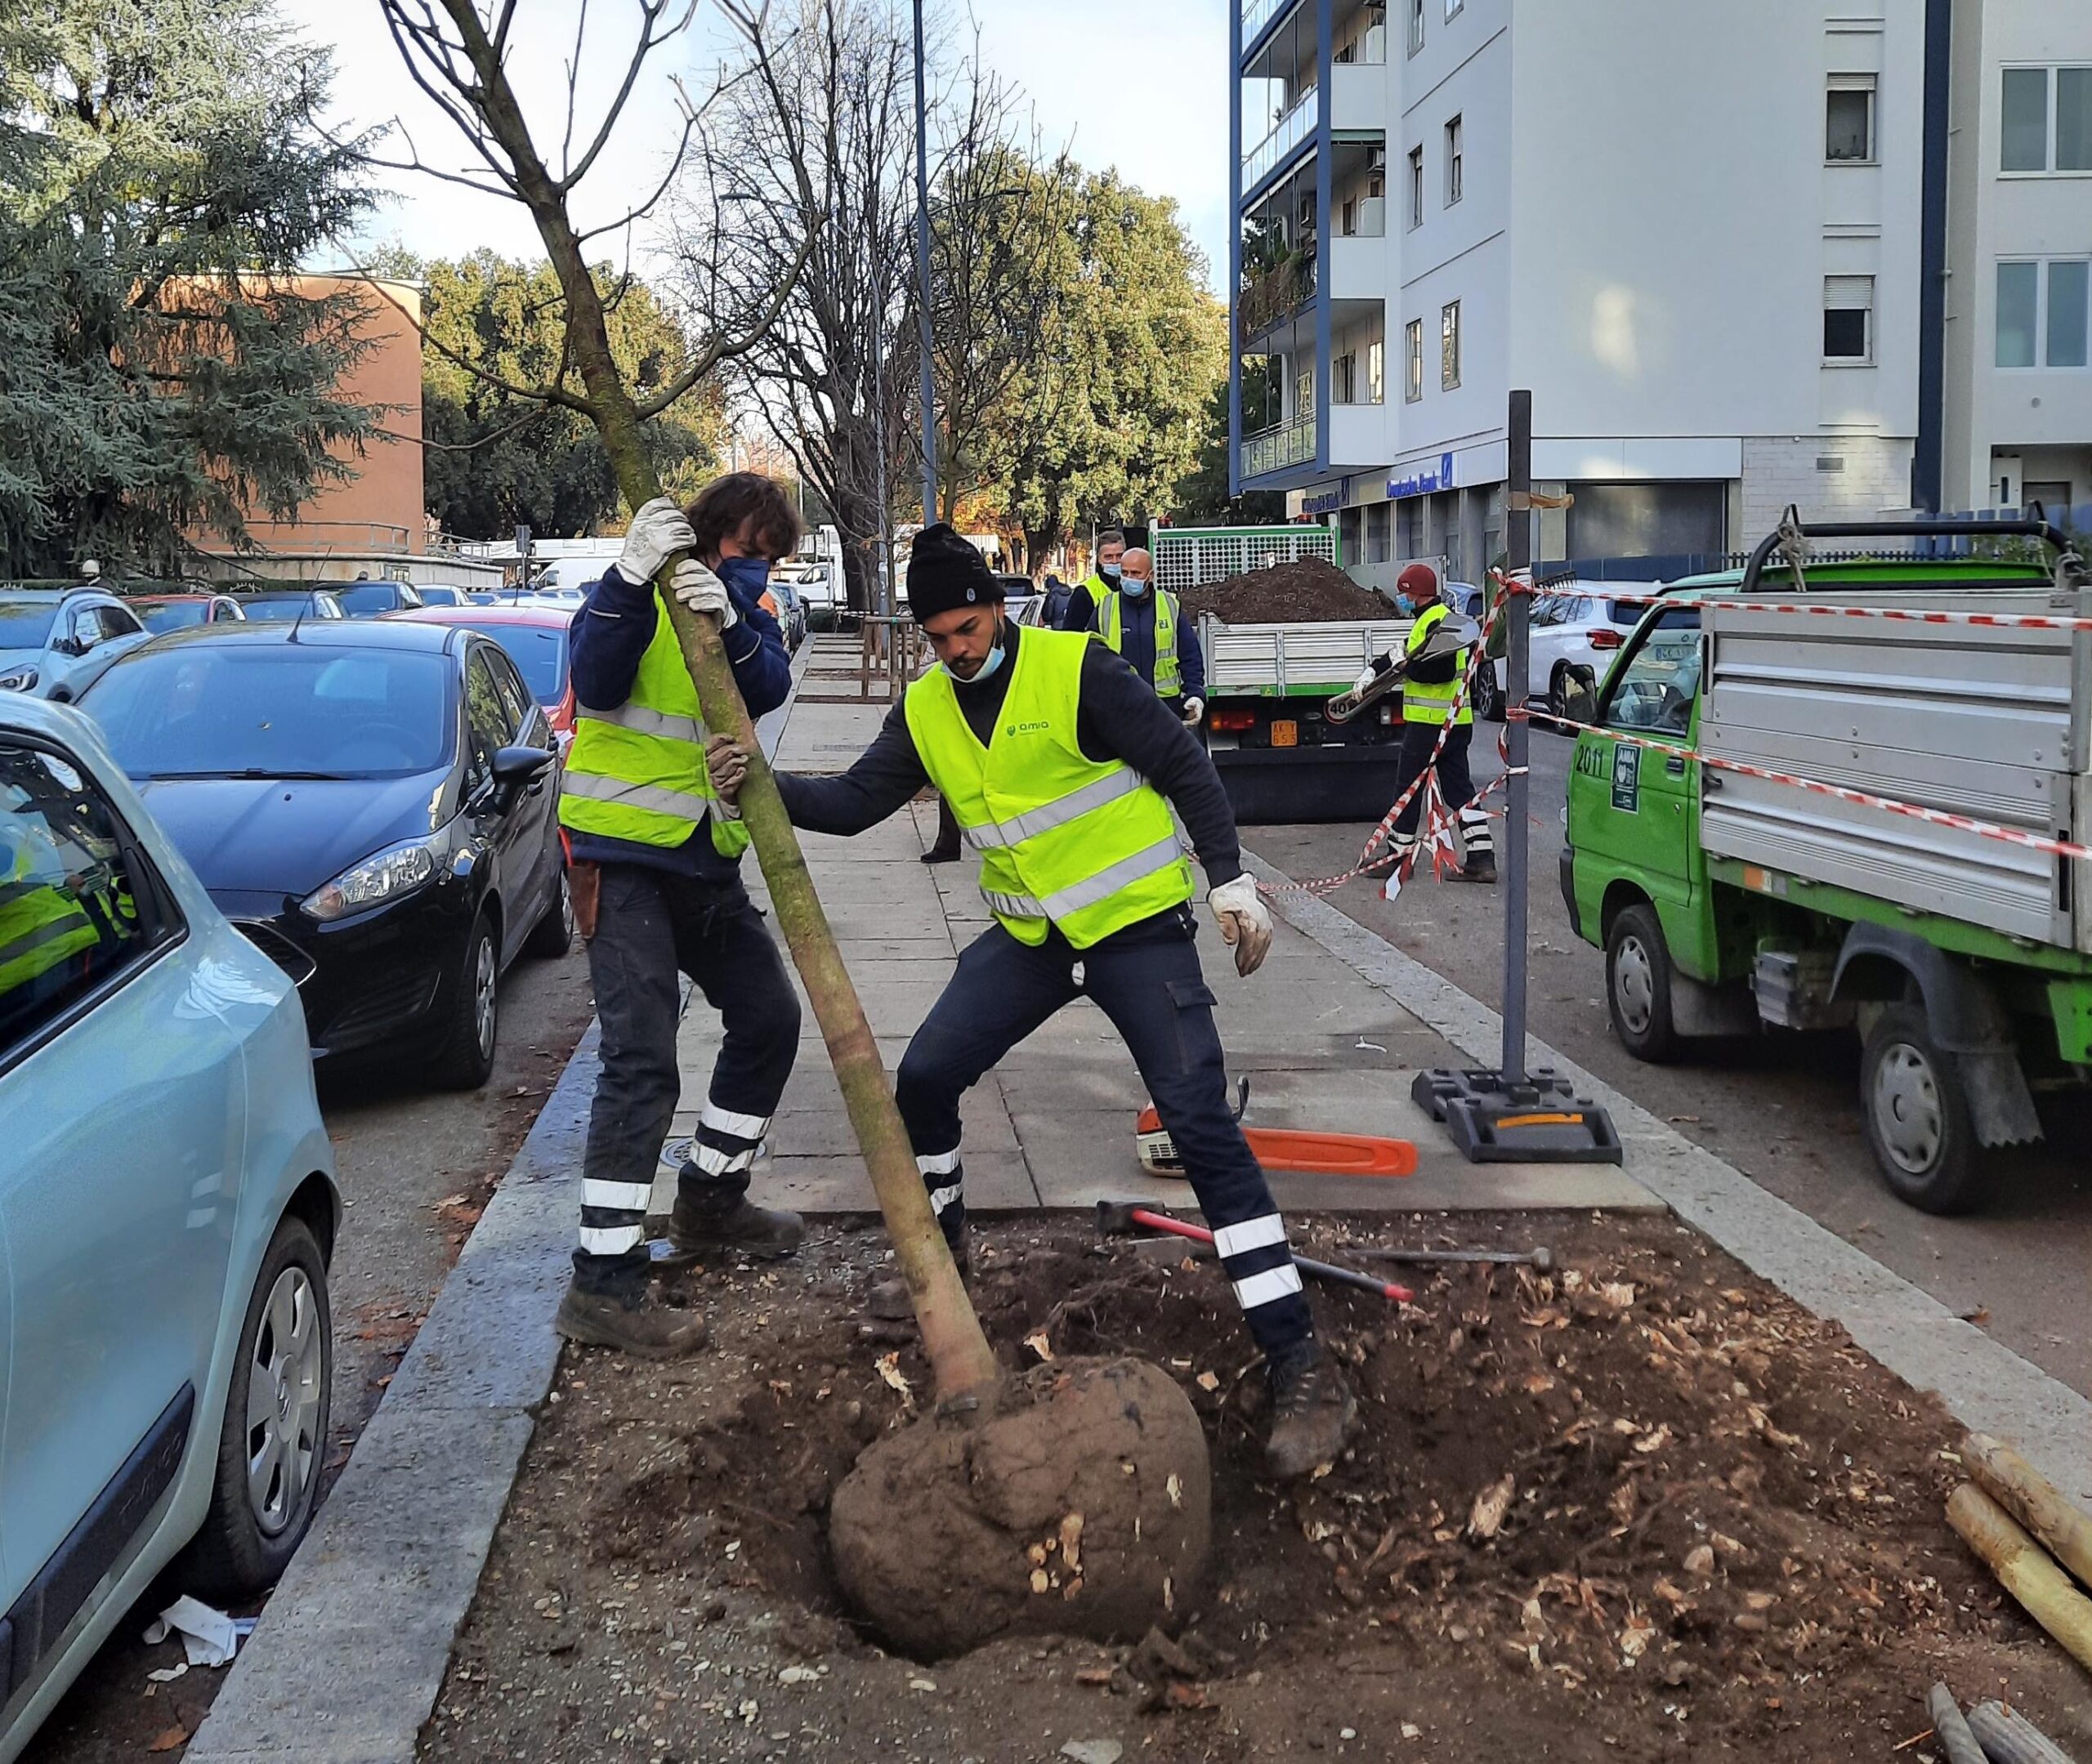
(615, 496, 696, 586)
(1181, 696, 1205, 727)
(670, 556, 737, 627)
(1207, 873, 1272, 978)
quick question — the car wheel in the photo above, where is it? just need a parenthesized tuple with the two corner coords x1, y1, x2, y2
(1475, 665, 1506, 723)
(1861, 1003, 1981, 1214)
(176, 1215, 331, 1600)
(526, 867, 575, 959)
(1546, 664, 1572, 727)
(1605, 903, 1679, 1064)
(433, 911, 499, 1090)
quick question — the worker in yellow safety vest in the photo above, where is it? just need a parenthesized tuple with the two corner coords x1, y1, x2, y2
(705, 525, 1360, 1480)
(0, 833, 100, 1006)
(1071, 547, 1207, 727)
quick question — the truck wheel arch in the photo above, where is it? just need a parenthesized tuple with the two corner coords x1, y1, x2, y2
(1598, 880, 1653, 942)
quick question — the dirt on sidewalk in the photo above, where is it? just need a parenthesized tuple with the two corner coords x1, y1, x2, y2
(423, 1213, 2087, 1763)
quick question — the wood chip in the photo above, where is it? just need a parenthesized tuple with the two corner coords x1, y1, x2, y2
(1023, 1331, 1054, 1363)
(148, 1728, 189, 1754)
(1059, 1512, 1084, 1577)
(874, 1351, 914, 1409)
(1468, 1473, 1515, 1540)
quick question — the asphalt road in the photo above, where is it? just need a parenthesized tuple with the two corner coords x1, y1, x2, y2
(1245, 726, 2092, 1401)
(23, 945, 598, 1764)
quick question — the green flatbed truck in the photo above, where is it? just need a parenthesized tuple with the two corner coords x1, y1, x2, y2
(1560, 517, 2092, 1214)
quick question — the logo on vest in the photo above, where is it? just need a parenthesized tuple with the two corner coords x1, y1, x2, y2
(1003, 719, 1050, 737)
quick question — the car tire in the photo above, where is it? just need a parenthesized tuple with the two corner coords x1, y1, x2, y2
(176, 1215, 332, 1601)
(1475, 665, 1506, 723)
(1861, 1003, 1981, 1214)
(1605, 903, 1679, 1064)
(1546, 664, 1572, 727)
(433, 910, 499, 1090)
(525, 867, 574, 959)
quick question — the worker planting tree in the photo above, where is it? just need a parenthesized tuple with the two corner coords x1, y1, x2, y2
(373, 0, 1233, 1655)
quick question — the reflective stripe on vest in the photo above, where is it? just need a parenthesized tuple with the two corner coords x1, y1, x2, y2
(1101, 588, 1182, 698)
(0, 888, 97, 991)
(902, 628, 1194, 951)
(559, 591, 750, 860)
(1401, 603, 1472, 728)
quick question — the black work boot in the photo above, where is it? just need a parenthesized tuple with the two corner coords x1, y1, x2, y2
(555, 1279, 709, 1359)
(666, 1168, 804, 1262)
(1264, 1338, 1360, 1479)
(1457, 851, 1498, 884)
(867, 1231, 971, 1322)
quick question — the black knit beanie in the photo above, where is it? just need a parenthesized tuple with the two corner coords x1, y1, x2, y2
(905, 523, 1004, 623)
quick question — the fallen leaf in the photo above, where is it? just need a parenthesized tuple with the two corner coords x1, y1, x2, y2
(1059, 1512, 1085, 1577)
(874, 1352, 914, 1410)
(1023, 1331, 1055, 1363)
(148, 1727, 190, 1754)
(1468, 1473, 1515, 1540)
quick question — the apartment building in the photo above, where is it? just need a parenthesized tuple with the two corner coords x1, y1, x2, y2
(1942, 0, 2092, 516)
(1230, 0, 1965, 582)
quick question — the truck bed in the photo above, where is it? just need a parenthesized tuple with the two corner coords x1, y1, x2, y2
(1200, 617, 1415, 698)
(1698, 587, 2091, 953)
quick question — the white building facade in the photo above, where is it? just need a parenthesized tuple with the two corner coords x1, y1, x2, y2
(1227, 0, 2074, 582)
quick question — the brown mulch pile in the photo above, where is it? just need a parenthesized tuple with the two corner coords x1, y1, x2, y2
(1181, 558, 1394, 624)
(423, 1214, 2086, 1763)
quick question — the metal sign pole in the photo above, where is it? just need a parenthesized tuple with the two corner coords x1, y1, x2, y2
(1500, 389, 1533, 1086)
(911, 0, 938, 528)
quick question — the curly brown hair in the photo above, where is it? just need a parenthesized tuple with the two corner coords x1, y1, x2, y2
(686, 471, 805, 564)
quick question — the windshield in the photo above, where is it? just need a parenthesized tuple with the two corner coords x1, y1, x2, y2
(0, 601, 58, 650)
(239, 598, 314, 623)
(137, 601, 211, 634)
(334, 582, 400, 614)
(476, 624, 569, 704)
(85, 645, 454, 779)
(1604, 611, 1702, 737)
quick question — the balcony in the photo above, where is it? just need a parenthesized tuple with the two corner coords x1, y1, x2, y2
(1243, 86, 1318, 192)
(1241, 0, 1299, 52)
(1236, 253, 1318, 348)
(1240, 415, 1317, 481)
(1329, 61, 1384, 132)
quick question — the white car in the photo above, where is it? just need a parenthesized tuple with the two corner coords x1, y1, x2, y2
(1527, 583, 1662, 724)
(779, 561, 839, 631)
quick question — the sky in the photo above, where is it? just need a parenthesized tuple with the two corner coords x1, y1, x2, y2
(290, 0, 1232, 293)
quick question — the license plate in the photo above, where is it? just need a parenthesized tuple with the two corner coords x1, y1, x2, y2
(1270, 719, 1299, 748)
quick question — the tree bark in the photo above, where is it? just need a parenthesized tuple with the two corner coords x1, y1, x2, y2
(435, 0, 996, 1401)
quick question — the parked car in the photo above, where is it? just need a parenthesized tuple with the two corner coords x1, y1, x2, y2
(387, 603, 577, 754)
(78, 620, 570, 1087)
(1440, 582, 1508, 721)
(0, 587, 151, 702)
(412, 585, 477, 608)
(997, 574, 1042, 627)
(762, 577, 807, 650)
(778, 560, 839, 631)
(129, 592, 248, 634)
(0, 694, 339, 1760)
(1527, 583, 1661, 723)
(333, 579, 427, 619)
(236, 590, 346, 623)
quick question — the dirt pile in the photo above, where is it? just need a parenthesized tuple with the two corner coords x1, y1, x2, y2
(1180, 557, 1393, 624)
(829, 1355, 1210, 1659)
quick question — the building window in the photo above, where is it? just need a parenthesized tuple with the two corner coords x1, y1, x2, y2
(1998, 258, 2092, 368)
(1334, 351, 1357, 403)
(1445, 116, 1464, 205)
(2003, 66, 2092, 173)
(1367, 500, 1392, 564)
(1367, 337, 1385, 404)
(1445, 0, 1463, 19)
(1405, 318, 1424, 402)
(1294, 366, 1315, 420)
(1826, 75, 1876, 163)
(1408, 0, 1424, 56)
(1441, 301, 1461, 390)
(1823, 275, 1874, 363)
(1407, 146, 1425, 228)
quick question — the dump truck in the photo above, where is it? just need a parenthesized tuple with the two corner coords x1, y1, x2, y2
(1560, 516, 2092, 1213)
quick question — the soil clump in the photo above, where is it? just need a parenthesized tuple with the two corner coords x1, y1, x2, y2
(1180, 558, 1393, 624)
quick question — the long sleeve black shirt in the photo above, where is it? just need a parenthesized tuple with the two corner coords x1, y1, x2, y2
(774, 623, 1241, 888)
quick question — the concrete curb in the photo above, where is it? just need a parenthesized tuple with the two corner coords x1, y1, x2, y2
(1241, 850, 2092, 1503)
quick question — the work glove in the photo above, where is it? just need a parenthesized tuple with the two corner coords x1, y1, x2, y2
(615, 496, 696, 586)
(704, 734, 748, 817)
(1181, 696, 1205, 727)
(1207, 873, 1272, 978)
(671, 556, 738, 627)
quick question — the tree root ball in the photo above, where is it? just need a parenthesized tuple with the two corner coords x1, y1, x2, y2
(829, 1355, 1212, 1659)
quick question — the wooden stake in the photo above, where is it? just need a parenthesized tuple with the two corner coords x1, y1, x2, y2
(1925, 1683, 1987, 1764)
(1947, 1484, 2092, 1677)
(1964, 1433, 2092, 1591)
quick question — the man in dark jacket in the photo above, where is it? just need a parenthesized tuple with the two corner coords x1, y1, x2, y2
(1062, 544, 1206, 726)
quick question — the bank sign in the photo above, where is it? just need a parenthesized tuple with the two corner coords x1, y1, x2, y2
(1388, 453, 1456, 501)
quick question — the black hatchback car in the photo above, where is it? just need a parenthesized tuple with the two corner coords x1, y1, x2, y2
(78, 621, 571, 1087)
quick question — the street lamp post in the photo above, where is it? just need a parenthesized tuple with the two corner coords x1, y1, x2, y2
(912, 0, 937, 527)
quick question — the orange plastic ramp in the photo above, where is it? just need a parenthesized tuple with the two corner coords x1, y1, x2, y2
(1136, 1108, 1419, 1179)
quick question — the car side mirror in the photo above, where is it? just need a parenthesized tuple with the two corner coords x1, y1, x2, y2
(487, 744, 555, 807)
(1560, 664, 1600, 728)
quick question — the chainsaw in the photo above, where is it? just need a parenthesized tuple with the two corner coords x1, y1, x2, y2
(1136, 1078, 1419, 1181)
(1322, 609, 1481, 726)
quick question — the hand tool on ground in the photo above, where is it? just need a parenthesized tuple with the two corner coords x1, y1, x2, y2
(1135, 1078, 1419, 1181)
(1343, 1244, 1554, 1274)
(1097, 1200, 1414, 1306)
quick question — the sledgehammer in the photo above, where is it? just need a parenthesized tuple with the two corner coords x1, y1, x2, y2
(1097, 1201, 1415, 1306)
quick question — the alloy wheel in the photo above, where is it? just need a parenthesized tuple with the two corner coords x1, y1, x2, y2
(245, 1266, 323, 1538)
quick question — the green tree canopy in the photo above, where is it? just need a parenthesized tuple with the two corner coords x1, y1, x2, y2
(409, 251, 729, 540)
(0, 0, 376, 576)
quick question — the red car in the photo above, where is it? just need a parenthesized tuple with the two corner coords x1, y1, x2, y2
(387, 604, 575, 752)
(129, 592, 248, 634)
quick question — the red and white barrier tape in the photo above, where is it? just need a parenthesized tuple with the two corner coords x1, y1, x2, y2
(1514, 708, 2092, 865)
(1501, 578, 2092, 632)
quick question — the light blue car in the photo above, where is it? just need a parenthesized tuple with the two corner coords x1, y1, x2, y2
(0, 588, 151, 703)
(0, 694, 339, 1760)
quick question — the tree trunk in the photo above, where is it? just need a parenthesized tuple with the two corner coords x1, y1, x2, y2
(439, 0, 996, 1401)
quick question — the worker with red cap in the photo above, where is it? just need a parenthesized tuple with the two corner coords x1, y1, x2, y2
(1370, 563, 1495, 882)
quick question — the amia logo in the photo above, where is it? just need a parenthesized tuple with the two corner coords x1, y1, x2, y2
(1003, 719, 1051, 737)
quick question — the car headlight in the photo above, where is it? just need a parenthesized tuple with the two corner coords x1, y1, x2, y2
(301, 838, 440, 922)
(0, 665, 39, 691)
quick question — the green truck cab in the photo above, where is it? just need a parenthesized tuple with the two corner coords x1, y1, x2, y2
(1561, 518, 2092, 1214)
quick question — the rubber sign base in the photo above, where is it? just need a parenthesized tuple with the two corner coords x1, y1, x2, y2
(1411, 1069, 1625, 1165)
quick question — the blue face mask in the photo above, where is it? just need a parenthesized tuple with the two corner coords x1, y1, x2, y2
(945, 616, 1007, 685)
(1099, 562, 1122, 583)
(1394, 592, 1417, 616)
(716, 555, 771, 599)
(1121, 576, 1151, 599)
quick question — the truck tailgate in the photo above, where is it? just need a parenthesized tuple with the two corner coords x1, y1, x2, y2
(1699, 590, 2088, 952)
(1202, 619, 1415, 696)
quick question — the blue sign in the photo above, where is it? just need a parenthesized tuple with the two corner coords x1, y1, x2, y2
(1387, 453, 1456, 501)
(1300, 485, 1344, 516)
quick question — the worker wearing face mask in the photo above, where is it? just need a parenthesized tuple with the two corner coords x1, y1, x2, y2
(1057, 529, 1125, 632)
(704, 525, 1359, 1480)
(1075, 546, 1207, 728)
